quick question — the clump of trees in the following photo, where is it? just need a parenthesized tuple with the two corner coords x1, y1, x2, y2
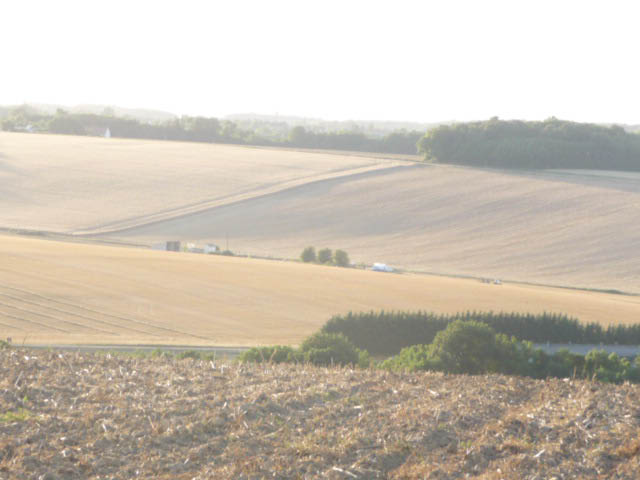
(418, 117, 640, 170)
(300, 246, 350, 267)
(381, 320, 640, 384)
(322, 310, 640, 356)
(238, 332, 371, 368)
(238, 319, 640, 384)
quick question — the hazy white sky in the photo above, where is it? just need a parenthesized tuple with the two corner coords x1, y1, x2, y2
(2, 0, 639, 123)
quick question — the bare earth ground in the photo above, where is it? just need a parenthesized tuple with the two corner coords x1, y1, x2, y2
(0, 234, 639, 347)
(1, 350, 640, 479)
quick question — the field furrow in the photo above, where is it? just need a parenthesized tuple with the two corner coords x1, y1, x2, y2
(0, 297, 116, 335)
(0, 289, 156, 337)
(0, 308, 71, 333)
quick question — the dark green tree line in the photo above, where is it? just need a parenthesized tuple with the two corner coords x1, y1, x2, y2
(418, 117, 640, 170)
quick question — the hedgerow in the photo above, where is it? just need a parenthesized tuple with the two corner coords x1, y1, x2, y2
(322, 310, 640, 356)
(238, 333, 371, 368)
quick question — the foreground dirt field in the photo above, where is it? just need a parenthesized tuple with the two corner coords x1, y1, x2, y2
(1, 350, 639, 479)
(0, 234, 639, 347)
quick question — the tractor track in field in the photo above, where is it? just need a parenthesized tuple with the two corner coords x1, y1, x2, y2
(0, 308, 71, 333)
(0, 289, 155, 336)
(0, 298, 116, 335)
(0, 272, 215, 342)
(71, 163, 403, 236)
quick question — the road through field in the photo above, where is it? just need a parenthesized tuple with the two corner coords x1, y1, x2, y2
(0, 234, 638, 347)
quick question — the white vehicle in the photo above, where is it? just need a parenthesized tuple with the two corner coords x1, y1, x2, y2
(372, 263, 394, 272)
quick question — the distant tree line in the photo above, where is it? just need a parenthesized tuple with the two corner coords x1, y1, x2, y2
(288, 126, 422, 154)
(322, 310, 640, 356)
(237, 317, 640, 384)
(0, 106, 423, 155)
(418, 117, 640, 170)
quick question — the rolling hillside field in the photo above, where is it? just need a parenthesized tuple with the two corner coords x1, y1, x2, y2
(2, 131, 640, 293)
(109, 163, 640, 293)
(0, 234, 638, 346)
(0, 132, 398, 233)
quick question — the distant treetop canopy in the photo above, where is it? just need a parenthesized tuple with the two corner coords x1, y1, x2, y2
(418, 118, 640, 170)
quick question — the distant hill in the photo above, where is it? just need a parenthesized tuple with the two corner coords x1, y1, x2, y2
(226, 113, 441, 137)
(11, 103, 177, 123)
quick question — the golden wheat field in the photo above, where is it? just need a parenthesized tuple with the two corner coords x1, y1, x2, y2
(0, 234, 638, 346)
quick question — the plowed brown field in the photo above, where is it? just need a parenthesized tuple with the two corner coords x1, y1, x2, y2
(1, 350, 639, 478)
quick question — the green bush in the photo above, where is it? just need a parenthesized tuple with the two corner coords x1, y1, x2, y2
(583, 350, 640, 384)
(238, 345, 299, 364)
(428, 321, 499, 374)
(333, 249, 350, 267)
(380, 344, 433, 371)
(300, 332, 360, 366)
(300, 246, 316, 263)
(381, 321, 523, 375)
(176, 350, 204, 360)
(239, 333, 370, 368)
(317, 248, 333, 264)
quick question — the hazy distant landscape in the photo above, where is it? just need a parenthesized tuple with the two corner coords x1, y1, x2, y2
(1, 130, 639, 292)
(4, 2, 640, 477)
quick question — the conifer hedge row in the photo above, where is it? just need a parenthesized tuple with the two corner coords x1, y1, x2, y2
(321, 310, 640, 356)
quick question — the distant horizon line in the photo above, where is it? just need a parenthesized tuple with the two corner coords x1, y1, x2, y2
(2, 101, 639, 127)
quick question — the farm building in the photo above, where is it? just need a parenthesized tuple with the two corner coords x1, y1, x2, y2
(151, 241, 181, 252)
(204, 244, 219, 254)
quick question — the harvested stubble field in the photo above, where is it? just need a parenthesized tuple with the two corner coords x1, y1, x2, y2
(1, 349, 640, 479)
(1, 234, 639, 347)
(0, 132, 395, 234)
(112, 163, 640, 293)
(3, 132, 640, 292)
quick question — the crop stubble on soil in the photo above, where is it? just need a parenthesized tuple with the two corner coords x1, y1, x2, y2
(0, 132, 391, 233)
(1, 234, 639, 346)
(1, 349, 640, 479)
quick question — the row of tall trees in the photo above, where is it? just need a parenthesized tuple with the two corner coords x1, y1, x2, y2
(418, 117, 640, 170)
(322, 310, 640, 356)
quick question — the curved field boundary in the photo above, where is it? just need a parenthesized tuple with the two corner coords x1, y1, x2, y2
(71, 163, 405, 236)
